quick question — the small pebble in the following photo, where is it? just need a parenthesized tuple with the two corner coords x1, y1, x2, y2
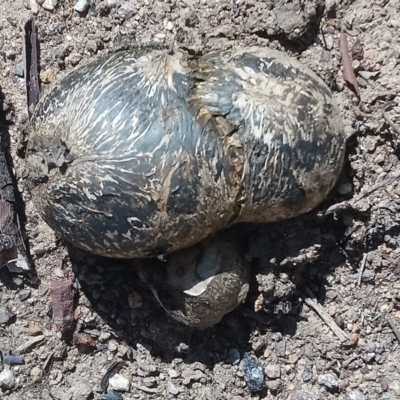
(0, 307, 15, 325)
(5, 50, 16, 60)
(74, 0, 90, 12)
(12, 277, 24, 287)
(31, 366, 43, 383)
(348, 390, 367, 400)
(266, 379, 281, 392)
(38, 284, 48, 296)
(168, 369, 179, 379)
(289, 390, 313, 400)
(19, 289, 31, 301)
(229, 348, 241, 365)
(33, 244, 47, 256)
(108, 340, 118, 352)
(168, 381, 179, 395)
(28, 324, 43, 336)
(101, 390, 123, 400)
(242, 353, 264, 393)
(109, 374, 130, 392)
(15, 64, 24, 77)
(0, 368, 15, 388)
(274, 340, 286, 357)
(128, 291, 143, 308)
(318, 373, 339, 390)
(338, 183, 352, 195)
(288, 354, 299, 364)
(41, 0, 55, 11)
(29, 0, 39, 13)
(265, 364, 281, 379)
(302, 360, 313, 382)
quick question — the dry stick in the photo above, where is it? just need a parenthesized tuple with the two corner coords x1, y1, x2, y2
(340, 29, 360, 99)
(24, 18, 40, 117)
(386, 316, 400, 343)
(320, 170, 400, 216)
(303, 286, 348, 343)
(382, 101, 400, 135)
(342, 354, 360, 368)
(357, 252, 368, 287)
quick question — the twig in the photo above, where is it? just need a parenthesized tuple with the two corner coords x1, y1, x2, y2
(340, 29, 360, 99)
(132, 384, 160, 394)
(319, 171, 400, 216)
(15, 335, 45, 353)
(382, 101, 400, 135)
(342, 354, 360, 368)
(357, 252, 368, 287)
(303, 286, 348, 343)
(387, 316, 400, 343)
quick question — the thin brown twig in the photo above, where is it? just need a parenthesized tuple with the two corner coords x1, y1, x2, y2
(340, 29, 360, 99)
(303, 286, 348, 343)
(357, 252, 368, 287)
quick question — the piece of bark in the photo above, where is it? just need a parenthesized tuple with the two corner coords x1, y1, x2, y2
(0, 126, 29, 272)
(340, 29, 360, 99)
(50, 280, 76, 334)
(24, 18, 40, 118)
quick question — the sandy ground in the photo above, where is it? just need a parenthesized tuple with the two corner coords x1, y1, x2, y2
(1, 0, 400, 399)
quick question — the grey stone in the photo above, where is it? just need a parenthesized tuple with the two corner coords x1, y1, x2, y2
(0, 307, 15, 325)
(18, 289, 31, 301)
(318, 373, 338, 390)
(15, 64, 24, 77)
(302, 359, 313, 382)
(348, 390, 367, 400)
(265, 364, 281, 379)
(74, 0, 90, 13)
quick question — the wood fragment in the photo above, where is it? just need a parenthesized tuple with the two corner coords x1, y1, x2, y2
(357, 252, 368, 287)
(24, 18, 40, 118)
(387, 316, 400, 343)
(43, 351, 54, 372)
(15, 335, 45, 353)
(0, 105, 29, 272)
(340, 29, 360, 99)
(382, 101, 400, 135)
(303, 286, 348, 343)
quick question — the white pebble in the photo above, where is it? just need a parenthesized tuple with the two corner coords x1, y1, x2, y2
(108, 340, 118, 352)
(29, 0, 39, 13)
(0, 368, 15, 389)
(109, 373, 130, 392)
(41, 0, 54, 11)
(74, 0, 90, 12)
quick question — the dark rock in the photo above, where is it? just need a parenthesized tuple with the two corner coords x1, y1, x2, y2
(242, 353, 265, 393)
